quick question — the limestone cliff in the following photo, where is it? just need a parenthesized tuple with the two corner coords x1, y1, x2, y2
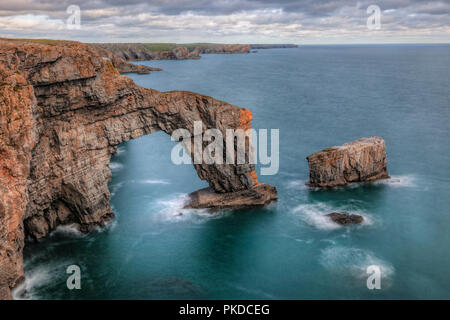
(0, 39, 275, 299)
(306, 137, 389, 188)
(93, 43, 251, 61)
(92, 45, 162, 74)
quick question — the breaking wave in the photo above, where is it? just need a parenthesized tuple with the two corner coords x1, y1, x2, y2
(50, 224, 85, 239)
(292, 202, 374, 230)
(319, 246, 395, 280)
(109, 162, 123, 171)
(372, 174, 417, 188)
(13, 259, 79, 300)
(152, 193, 231, 224)
(287, 179, 309, 191)
(115, 146, 126, 156)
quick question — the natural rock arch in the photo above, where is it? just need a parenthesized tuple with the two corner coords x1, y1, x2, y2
(0, 40, 275, 298)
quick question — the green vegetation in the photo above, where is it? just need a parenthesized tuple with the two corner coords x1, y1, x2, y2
(96, 42, 239, 54)
(0, 38, 69, 46)
(141, 43, 178, 52)
(180, 43, 224, 51)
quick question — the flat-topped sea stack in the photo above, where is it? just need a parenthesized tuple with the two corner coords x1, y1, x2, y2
(306, 137, 389, 188)
(185, 183, 277, 211)
(0, 38, 276, 299)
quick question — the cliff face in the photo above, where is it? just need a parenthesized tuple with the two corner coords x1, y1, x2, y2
(92, 45, 162, 74)
(0, 39, 270, 299)
(306, 137, 389, 188)
(0, 55, 36, 299)
(93, 43, 251, 61)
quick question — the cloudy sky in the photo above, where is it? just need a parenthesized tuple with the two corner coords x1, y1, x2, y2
(0, 0, 449, 44)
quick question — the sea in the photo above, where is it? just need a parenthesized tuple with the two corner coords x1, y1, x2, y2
(18, 44, 450, 299)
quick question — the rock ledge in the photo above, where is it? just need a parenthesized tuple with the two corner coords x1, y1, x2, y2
(185, 183, 277, 210)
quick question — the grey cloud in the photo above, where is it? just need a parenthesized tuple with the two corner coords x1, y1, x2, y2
(0, 0, 449, 43)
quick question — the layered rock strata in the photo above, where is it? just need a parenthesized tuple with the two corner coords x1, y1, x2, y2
(93, 43, 251, 61)
(89, 44, 161, 74)
(306, 137, 389, 188)
(0, 39, 275, 299)
(185, 183, 277, 210)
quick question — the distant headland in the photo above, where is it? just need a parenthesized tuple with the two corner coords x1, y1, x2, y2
(92, 42, 298, 61)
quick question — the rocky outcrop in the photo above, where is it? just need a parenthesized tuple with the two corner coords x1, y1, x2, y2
(0, 39, 275, 299)
(327, 212, 364, 225)
(307, 137, 389, 188)
(190, 44, 251, 56)
(90, 45, 162, 74)
(93, 43, 251, 61)
(185, 183, 277, 211)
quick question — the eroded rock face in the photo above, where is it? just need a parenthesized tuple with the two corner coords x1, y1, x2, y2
(0, 39, 272, 299)
(185, 183, 277, 211)
(307, 137, 389, 188)
(93, 43, 251, 61)
(92, 45, 162, 74)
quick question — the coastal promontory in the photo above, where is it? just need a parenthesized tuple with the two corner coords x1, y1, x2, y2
(93, 43, 252, 61)
(0, 39, 276, 299)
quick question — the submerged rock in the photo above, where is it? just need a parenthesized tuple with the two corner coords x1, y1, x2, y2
(306, 137, 389, 188)
(327, 212, 364, 225)
(185, 183, 277, 210)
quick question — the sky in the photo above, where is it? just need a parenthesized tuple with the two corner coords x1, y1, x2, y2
(0, 0, 449, 44)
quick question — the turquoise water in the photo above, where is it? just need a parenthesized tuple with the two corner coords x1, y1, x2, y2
(21, 45, 450, 299)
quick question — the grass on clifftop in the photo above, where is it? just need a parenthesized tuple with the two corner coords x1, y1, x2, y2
(0, 38, 77, 46)
(141, 43, 178, 52)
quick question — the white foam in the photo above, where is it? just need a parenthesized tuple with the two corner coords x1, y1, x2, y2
(12, 261, 76, 300)
(50, 224, 85, 238)
(287, 180, 308, 190)
(136, 179, 170, 185)
(292, 203, 374, 230)
(109, 162, 123, 171)
(293, 203, 341, 230)
(319, 246, 395, 280)
(115, 146, 126, 155)
(152, 193, 230, 224)
(373, 174, 417, 188)
(12, 266, 52, 300)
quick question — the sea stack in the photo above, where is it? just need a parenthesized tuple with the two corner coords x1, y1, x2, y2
(185, 183, 277, 211)
(306, 137, 389, 188)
